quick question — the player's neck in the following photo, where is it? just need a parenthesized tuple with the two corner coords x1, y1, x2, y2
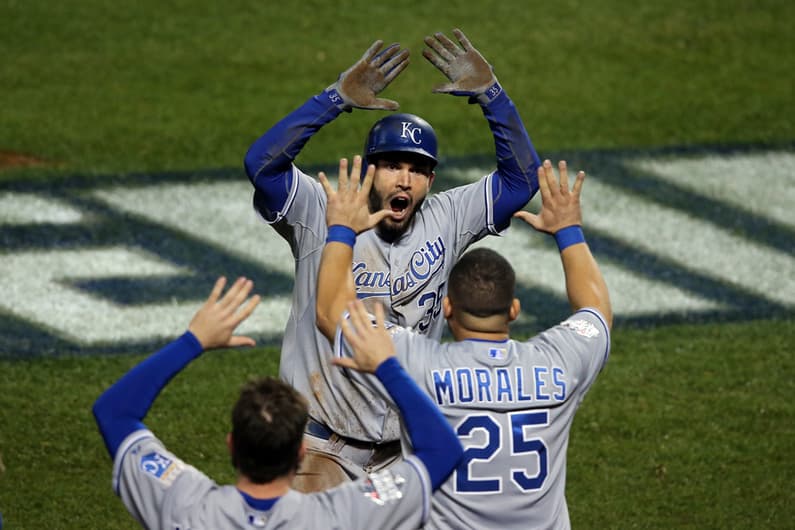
(455, 329, 510, 342)
(236, 474, 292, 500)
(449, 312, 511, 341)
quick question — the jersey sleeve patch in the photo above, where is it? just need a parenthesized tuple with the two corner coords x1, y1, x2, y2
(139, 451, 185, 487)
(561, 318, 600, 339)
(359, 468, 408, 506)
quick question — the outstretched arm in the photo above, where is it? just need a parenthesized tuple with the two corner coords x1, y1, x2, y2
(92, 277, 261, 459)
(334, 301, 463, 490)
(515, 160, 612, 328)
(243, 41, 409, 219)
(315, 156, 390, 340)
(423, 28, 541, 230)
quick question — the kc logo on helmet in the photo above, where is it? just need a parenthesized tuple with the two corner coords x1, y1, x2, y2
(400, 122, 423, 145)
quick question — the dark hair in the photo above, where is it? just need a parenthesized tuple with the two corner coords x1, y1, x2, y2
(230, 377, 308, 483)
(448, 248, 515, 317)
(369, 151, 435, 175)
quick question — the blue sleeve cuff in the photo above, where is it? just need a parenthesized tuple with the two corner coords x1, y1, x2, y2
(374, 356, 402, 381)
(93, 331, 205, 459)
(182, 330, 204, 352)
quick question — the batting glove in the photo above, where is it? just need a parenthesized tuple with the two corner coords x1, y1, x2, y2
(423, 28, 502, 105)
(327, 40, 410, 112)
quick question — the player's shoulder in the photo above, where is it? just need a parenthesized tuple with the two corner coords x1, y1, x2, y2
(294, 167, 325, 194)
(258, 490, 307, 520)
(530, 308, 609, 349)
(315, 456, 430, 526)
(387, 322, 443, 350)
(533, 308, 611, 369)
(559, 308, 610, 341)
(426, 173, 490, 201)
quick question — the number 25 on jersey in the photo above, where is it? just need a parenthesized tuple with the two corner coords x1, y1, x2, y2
(455, 410, 549, 493)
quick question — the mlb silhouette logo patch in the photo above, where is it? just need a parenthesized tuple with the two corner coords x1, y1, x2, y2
(488, 347, 507, 360)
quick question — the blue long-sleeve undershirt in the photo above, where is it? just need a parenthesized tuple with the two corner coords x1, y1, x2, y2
(243, 91, 343, 219)
(93, 333, 462, 491)
(92, 332, 204, 459)
(482, 90, 541, 230)
(374, 357, 463, 490)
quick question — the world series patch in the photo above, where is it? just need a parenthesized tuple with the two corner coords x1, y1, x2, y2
(360, 468, 407, 505)
(562, 319, 600, 338)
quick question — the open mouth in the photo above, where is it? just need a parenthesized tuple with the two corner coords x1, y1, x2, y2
(389, 196, 410, 219)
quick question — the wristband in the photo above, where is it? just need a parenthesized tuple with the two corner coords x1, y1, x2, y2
(326, 225, 356, 247)
(325, 86, 352, 113)
(554, 225, 585, 252)
(473, 81, 503, 105)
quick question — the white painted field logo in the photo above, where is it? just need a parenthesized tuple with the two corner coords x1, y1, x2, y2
(0, 146, 793, 356)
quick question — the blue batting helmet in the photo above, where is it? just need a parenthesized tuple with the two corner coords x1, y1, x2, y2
(364, 113, 438, 167)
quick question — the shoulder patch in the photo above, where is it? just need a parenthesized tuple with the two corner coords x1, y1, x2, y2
(360, 468, 407, 505)
(561, 319, 600, 339)
(139, 451, 184, 487)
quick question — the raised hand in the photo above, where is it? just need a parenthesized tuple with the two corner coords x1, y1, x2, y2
(319, 155, 391, 233)
(188, 276, 261, 350)
(423, 28, 500, 102)
(328, 40, 410, 111)
(514, 160, 585, 234)
(332, 301, 396, 374)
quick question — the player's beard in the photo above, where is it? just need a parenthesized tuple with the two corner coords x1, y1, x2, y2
(369, 187, 425, 244)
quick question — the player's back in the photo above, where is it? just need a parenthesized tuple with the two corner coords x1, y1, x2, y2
(392, 309, 610, 529)
(143, 471, 432, 530)
(276, 169, 497, 441)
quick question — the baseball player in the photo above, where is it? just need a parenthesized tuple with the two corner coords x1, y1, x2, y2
(92, 276, 463, 529)
(243, 28, 541, 490)
(317, 158, 613, 529)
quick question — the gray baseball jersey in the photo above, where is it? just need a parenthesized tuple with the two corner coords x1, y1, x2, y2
(334, 308, 611, 529)
(261, 166, 498, 442)
(114, 429, 433, 529)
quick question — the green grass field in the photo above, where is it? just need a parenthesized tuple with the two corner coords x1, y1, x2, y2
(1, 1, 794, 528)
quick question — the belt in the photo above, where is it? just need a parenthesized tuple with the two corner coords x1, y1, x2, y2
(305, 418, 399, 451)
(306, 418, 335, 440)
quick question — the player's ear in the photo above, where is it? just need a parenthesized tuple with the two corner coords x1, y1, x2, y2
(298, 440, 307, 462)
(508, 298, 521, 322)
(226, 432, 234, 455)
(442, 296, 452, 318)
(428, 171, 436, 190)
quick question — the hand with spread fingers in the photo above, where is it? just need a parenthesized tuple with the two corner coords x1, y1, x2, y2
(423, 28, 501, 103)
(187, 276, 261, 350)
(328, 40, 410, 111)
(319, 155, 391, 234)
(514, 160, 585, 235)
(332, 301, 396, 374)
